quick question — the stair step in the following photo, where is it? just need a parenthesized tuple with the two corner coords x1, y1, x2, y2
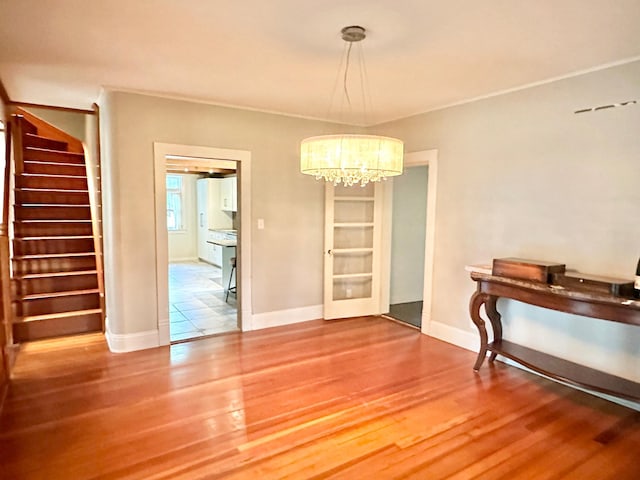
(12, 254, 97, 275)
(13, 237, 95, 256)
(19, 269, 98, 279)
(20, 288, 100, 301)
(16, 174, 88, 190)
(16, 189, 90, 205)
(18, 117, 37, 135)
(23, 133, 68, 151)
(15, 205, 91, 220)
(23, 161, 87, 176)
(15, 252, 96, 260)
(23, 147, 85, 164)
(16, 235, 94, 242)
(16, 308, 103, 323)
(12, 309, 103, 342)
(14, 273, 99, 297)
(16, 290, 100, 316)
(14, 220, 94, 237)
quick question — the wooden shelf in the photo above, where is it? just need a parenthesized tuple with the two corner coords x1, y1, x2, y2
(334, 196, 374, 202)
(333, 273, 373, 280)
(489, 340, 640, 401)
(333, 222, 374, 228)
(331, 248, 373, 254)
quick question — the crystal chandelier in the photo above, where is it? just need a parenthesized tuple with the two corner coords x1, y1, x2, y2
(300, 26, 404, 187)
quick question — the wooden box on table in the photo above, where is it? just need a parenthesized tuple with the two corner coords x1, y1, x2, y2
(551, 272, 635, 297)
(492, 257, 566, 283)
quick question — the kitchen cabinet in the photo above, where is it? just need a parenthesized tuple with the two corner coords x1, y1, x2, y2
(209, 240, 222, 267)
(205, 230, 235, 268)
(220, 176, 237, 212)
(197, 178, 232, 264)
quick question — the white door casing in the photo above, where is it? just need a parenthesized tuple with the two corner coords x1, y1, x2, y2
(153, 143, 252, 345)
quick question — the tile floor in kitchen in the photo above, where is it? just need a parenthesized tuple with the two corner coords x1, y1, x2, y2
(169, 260, 238, 342)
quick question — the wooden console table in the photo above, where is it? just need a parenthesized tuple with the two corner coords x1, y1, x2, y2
(469, 270, 640, 401)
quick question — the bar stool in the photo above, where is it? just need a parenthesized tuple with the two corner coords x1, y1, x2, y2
(225, 256, 236, 302)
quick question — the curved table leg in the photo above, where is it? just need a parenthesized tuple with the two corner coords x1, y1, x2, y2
(484, 295, 502, 363)
(469, 291, 489, 371)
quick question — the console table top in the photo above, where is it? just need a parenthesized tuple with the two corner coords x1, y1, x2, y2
(468, 266, 640, 321)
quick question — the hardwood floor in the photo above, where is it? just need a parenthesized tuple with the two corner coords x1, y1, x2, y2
(1, 316, 638, 479)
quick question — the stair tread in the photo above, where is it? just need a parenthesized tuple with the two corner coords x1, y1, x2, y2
(16, 219, 92, 223)
(25, 147, 84, 156)
(17, 269, 98, 280)
(19, 204, 91, 208)
(24, 160, 87, 167)
(19, 288, 100, 301)
(20, 173, 88, 179)
(15, 235, 94, 241)
(16, 308, 102, 323)
(16, 188, 90, 193)
(15, 252, 96, 260)
(25, 133, 67, 142)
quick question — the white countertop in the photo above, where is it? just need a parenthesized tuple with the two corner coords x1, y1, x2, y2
(207, 239, 236, 247)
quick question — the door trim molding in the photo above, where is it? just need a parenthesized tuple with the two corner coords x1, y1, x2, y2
(153, 142, 252, 345)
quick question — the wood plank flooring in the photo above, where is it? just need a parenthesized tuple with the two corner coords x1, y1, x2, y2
(1, 316, 639, 479)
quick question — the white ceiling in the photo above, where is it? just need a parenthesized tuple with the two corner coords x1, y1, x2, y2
(1, 0, 640, 125)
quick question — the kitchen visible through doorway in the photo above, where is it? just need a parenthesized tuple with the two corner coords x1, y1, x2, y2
(165, 166, 239, 343)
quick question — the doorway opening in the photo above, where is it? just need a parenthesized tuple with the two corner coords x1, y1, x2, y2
(380, 149, 437, 334)
(386, 165, 429, 328)
(153, 143, 252, 347)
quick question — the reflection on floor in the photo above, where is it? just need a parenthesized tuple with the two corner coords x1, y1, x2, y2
(387, 301, 423, 328)
(169, 260, 238, 342)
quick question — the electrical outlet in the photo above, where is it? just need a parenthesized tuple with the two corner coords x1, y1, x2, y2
(346, 288, 353, 298)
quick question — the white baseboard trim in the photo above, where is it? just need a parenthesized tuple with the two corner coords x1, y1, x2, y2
(249, 304, 323, 331)
(426, 320, 479, 352)
(426, 320, 640, 412)
(158, 321, 170, 346)
(105, 321, 160, 353)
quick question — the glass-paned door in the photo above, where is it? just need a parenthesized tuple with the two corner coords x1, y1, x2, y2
(324, 182, 383, 319)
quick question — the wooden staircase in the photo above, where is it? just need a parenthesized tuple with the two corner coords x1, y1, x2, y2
(10, 112, 103, 342)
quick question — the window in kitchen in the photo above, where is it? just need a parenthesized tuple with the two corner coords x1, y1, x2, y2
(166, 174, 184, 231)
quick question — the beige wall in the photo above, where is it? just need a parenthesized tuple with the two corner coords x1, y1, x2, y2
(100, 91, 356, 337)
(24, 107, 86, 141)
(390, 165, 428, 304)
(374, 60, 640, 382)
